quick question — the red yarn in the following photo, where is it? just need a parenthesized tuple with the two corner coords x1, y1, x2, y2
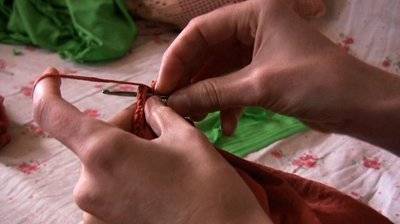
(33, 73, 149, 88)
(33, 73, 392, 224)
(33, 73, 154, 135)
(131, 81, 158, 138)
(0, 95, 11, 148)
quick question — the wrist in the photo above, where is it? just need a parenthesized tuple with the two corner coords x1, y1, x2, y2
(190, 200, 271, 224)
(338, 58, 400, 152)
(185, 161, 272, 224)
(348, 91, 400, 152)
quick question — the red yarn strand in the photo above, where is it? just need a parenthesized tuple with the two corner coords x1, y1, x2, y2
(33, 73, 154, 137)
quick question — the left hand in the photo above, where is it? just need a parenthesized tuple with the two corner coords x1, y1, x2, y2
(32, 68, 271, 224)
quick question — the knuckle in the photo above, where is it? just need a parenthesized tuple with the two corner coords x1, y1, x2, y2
(187, 16, 204, 30)
(254, 0, 282, 18)
(260, 0, 280, 10)
(197, 80, 221, 109)
(247, 66, 281, 107)
(73, 182, 100, 212)
(248, 67, 268, 100)
(181, 127, 206, 143)
(32, 97, 51, 126)
(80, 130, 123, 169)
(73, 187, 88, 210)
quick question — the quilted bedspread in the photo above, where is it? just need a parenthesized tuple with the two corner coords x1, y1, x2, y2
(0, 0, 400, 223)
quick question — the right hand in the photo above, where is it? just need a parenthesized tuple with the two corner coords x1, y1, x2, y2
(156, 0, 400, 138)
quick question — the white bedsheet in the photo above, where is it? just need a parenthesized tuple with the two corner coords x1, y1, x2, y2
(1, 0, 399, 223)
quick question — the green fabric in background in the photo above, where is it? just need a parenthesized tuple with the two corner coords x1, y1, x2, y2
(197, 107, 308, 157)
(0, 0, 137, 63)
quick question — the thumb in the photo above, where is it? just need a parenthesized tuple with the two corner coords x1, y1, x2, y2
(33, 67, 62, 99)
(167, 68, 255, 116)
(144, 96, 194, 138)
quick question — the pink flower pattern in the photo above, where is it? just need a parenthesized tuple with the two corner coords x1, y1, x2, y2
(20, 86, 33, 97)
(380, 55, 400, 72)
(1, 18, 400, 222)
(337, 34, 355, 53)
(19, 81, 35, 97)
(116, 84, 136, 92)
(0, 59, 6, 70)
(363, 157, 382, 170)
(94, 84, 104, 89)
(17, 161, 40, 175)
(350, 191, 360, 199)
(23, 123, 48, 137)
(382, 58, 391, 68)
(84, 109, 101, 118)
(0, 58, 14, 75)
(292, 153, 319, 169)
(270, 149, 284, 159)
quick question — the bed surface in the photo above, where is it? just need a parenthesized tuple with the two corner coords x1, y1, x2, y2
(1, 0, 399, 223)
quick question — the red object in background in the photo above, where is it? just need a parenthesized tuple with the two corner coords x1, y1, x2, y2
(0, 95, 11, 148)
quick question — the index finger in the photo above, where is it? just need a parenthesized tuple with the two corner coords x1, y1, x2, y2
(156, 1, 254, 94)
(33, 68, 141, 160)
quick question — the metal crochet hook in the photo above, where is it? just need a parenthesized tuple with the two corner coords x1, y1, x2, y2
(102, 89, 169, 101)
(103, 89, 192, 124)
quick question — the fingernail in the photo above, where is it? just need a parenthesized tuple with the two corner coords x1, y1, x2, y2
(34, 68, 62, 97)
(222, 123, 236, 136)
(43, 67, 59, 75)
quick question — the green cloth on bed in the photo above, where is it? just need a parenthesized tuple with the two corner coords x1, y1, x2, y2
(0, 0, 137, 63)
(197, 107, 308, 157)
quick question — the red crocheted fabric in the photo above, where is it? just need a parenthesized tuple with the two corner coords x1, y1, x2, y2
(0, 95, 11, 148)
(33, 73, 392, 224)
(132, 84, 157, 137)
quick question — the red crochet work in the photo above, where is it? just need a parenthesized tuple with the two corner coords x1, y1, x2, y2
(33, 72, 393, 224)
(0, 95, 11, 148)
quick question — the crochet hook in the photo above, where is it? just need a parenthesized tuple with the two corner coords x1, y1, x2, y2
(102, 89, 169, 101)
(103, 89, 192, 123)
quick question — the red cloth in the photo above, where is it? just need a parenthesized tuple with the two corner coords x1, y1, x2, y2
(222, 151, 393, 224)
(0, 95, 11, 148)
(34, 73, 393, 224)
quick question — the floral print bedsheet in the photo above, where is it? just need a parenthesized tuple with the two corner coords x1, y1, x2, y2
(1, 0, 400, 223)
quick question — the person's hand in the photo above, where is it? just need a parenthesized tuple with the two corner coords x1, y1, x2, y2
(156, 0, 400, 148)
(32, 68, 271, 224)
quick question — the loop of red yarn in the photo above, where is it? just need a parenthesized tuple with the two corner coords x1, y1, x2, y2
(33, 73, 151, 89)
(33, 72, 154, 135)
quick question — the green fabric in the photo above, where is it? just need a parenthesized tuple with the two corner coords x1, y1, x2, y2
(197, 107, 308, 157)
(0, 0, 137, 63)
